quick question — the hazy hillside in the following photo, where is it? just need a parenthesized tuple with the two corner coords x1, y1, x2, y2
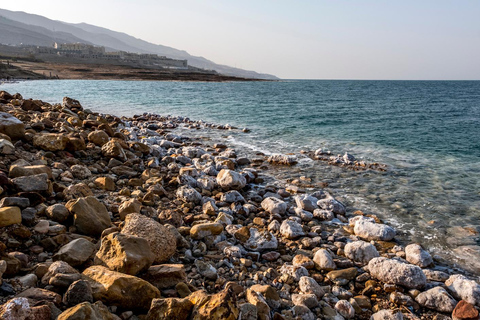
(0, 16, 92, 47)
(0, 8, 278, 79)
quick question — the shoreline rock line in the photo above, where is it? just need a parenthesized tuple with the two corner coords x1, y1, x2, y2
(0, 90, 477, 319)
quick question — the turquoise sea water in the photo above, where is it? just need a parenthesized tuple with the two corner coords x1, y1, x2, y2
(2, 79, 480, 272)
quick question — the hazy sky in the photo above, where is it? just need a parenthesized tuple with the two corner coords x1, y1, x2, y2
(2, 0, 480, 79)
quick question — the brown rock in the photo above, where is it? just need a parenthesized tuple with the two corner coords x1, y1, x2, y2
(57, 301, 116, 320)
(101, 140, 126, 161)
(33, 134, 69, 151)
(453, 300, 479, 320)
(9, 165, 53, 179)
(94, 232, 155, 275)
(88, 130, 109, 146)
(94, 177, 115, 191)
(53, 238, 96, 267)
(0, 112, 25, 140)
(16, 287, 62, 306)
(142, 264, 187, 289)
(190, 287, 239, 320)
(12, 173, 49, 193)
(67, 196, 111, 237)
(66, 137, 86, 152)
(122, 213, 176, 264)
(82, 265, 160, 310)
(0, 206, 22, 227)
(63, 183, 94, 200)
(190, 222, 224, 240)
(118, 198, 142, 220)
(146, 297, 194, 320)
(63, 280, 93, 307)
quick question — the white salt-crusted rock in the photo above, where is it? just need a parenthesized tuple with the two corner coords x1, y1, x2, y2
(344, 240, 379, 265)
(244, 228, 278, 252)
(367, 257, 426, 289)
(313, 249, 336, 271)
(295, 194, 318, 212)
(445, 274, 480, 306)
(176, 185, 202, 204)
(280, 220, 305, 239)
(354, 220, 396, 241)
(370, 309, 404, 320)
(279, 264, 309, 281)
(261, 197, 287, 215)
(292, 293, 318, 308)
(299, 276, 325, 299)
(335, 300, 355, 319)
(216, 169, 246, 190)
(317, 197, 346, 215)
(405, 243, 433, 268)
(415, 286, 457, 313)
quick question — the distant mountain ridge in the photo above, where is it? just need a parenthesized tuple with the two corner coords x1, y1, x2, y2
(0, 8, 278, 80)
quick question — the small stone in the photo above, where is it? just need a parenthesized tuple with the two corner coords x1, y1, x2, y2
(335, 300, 355, 319)
(190, 222, 224, 240)
(344, 240, 379, 265)
(280, 220, 305, 239)
(53, 238, 96, 267)
(33, 133, 69, 151)
(354, 220, 395, 241)
(63, 280, 93, 307)
(216, 169, 246, 190)
(46, 204, 69, 223)
(0, 206, 22, 227)
(261, 197, 287, 215)
(146, 297, 194, 320)
(313, 249, 336, 271)
(67, 196, 111, 237)
(405, 243, 433, 268)
(371, 309, 404, 320)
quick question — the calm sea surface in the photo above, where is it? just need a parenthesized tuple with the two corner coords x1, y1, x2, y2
(2, 79, 480, 272)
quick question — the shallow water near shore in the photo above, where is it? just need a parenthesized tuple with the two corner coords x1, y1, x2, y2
(2, 79, 480, 273)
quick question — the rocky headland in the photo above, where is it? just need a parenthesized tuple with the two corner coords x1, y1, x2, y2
(0, 90, 478, 320)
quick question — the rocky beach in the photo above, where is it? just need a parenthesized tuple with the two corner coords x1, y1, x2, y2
(0, 90, 479, 320)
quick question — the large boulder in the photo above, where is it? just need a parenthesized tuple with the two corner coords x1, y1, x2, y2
(367, 257, 426, 289)
(66, 196, 111, 237)
(354, 220, 395, 241)
(344, 240, 379, 265)
(94, 232, 155, 275)
(122, 213, 176, 264)
(216, 169, 246, 190)
(33, 134, 69, 151)
(0, 112, 25, 140)
(82, 265, 160, 310)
